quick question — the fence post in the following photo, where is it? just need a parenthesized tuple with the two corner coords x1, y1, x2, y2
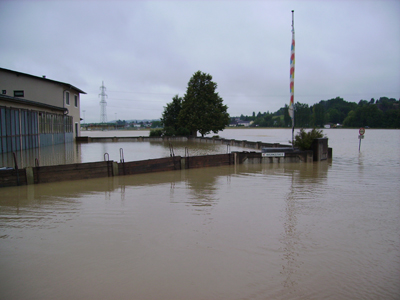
(26, 167, 34, 185)
(112, 161, 119, 176)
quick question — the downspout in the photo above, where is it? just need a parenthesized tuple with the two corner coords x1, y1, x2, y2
(18, 108, 23, 152)
(63, 89, 67, 145)
(62, 89, 69, 164)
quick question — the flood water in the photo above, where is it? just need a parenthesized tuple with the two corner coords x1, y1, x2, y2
(1, 129, 254, 168)
(0, 128, 399, 300)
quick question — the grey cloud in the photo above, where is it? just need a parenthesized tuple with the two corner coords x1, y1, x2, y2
(1, 0, 399, 122)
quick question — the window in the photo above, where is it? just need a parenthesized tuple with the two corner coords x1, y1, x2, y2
(14, 90, 24, 97)
(74, 95, 78, 107)
(65, 92, 70, 105)
(2, 90, 6, 95)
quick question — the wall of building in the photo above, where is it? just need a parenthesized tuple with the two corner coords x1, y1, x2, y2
(0, 69, 82, 138)
(63, 88, 81, 137)
(0, 71, 63, 106)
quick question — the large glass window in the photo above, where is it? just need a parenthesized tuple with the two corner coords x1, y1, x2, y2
(65, 92, 70, 105)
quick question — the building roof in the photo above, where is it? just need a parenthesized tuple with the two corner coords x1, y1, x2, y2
(0, 67, 86, 94)
(0, 94, 68, 113)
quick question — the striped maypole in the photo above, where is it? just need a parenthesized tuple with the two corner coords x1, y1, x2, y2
(289, 10, 295, 146)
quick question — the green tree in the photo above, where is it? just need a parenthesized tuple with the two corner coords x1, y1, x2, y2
(178, 71, 230, 137)
(151, 120, 162, 128)
(343, 104, 384, 128)
(261, 112, 273, 127)
(326, 108, 341, 124)
(343, 110, 356, 127)
(294, 102, 311, 127)
(383, 109, 400, 128)
(376, 97, 397, 112)
(272, 115, 283, 127)
(316, 97, 356, 125)
(161, 95, 184, 135)
(283, 104, 291, 127)
(312, 103, 325, 127)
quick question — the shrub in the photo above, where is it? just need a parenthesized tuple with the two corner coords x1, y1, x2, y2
(292, 128, 324, 150)
(149, 129, 163, 137)
(162, 126, 190, 137)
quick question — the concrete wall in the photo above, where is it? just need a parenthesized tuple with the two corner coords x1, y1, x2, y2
(235, 151, 313, 164)
(311, 138, 329, 161)
(0, 168, 26, 187)
(0, 136, 331, 187)
(0, 150, 317, 188)
(31, 161, 114, 184)
(118, 157, 181, 176)
(77, 136, 290, 150)
(183, 154, 233, 169)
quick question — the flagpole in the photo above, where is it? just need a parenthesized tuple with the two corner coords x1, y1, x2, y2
(289, 10, 295, 148)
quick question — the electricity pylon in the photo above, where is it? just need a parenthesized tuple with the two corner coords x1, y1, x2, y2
(99, 81, 108, 123)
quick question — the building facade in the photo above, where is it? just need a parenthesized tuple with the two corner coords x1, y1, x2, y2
(0, 67, 86, 153)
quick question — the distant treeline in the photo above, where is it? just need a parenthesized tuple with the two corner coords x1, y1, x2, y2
(235, 97, 400, 128)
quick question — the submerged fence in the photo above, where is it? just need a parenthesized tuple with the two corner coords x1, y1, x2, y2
(0, 134, 331, 187)
(0, 150, 316, 188)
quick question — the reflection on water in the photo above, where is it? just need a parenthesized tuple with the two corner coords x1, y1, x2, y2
(281, 171, 302, 292)
(185, 168, 220, 209)
(278, 163, 330, 298)
(1, 136, 250, 168)
(79, 139, 246, 164)
(0, 129, 399, 300)
(0, 142, 79, 168)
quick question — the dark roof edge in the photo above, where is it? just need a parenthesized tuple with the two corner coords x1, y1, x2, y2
(0, 94, 68, 112)
(0, 67, 86, 94)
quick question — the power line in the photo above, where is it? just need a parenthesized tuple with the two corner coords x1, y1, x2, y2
(107, 90, 178, 96)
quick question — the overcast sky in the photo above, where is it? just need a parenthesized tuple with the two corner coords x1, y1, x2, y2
(1, 0, 399, 123)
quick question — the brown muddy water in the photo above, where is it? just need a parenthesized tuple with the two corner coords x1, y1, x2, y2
(0, 128, 399, 300)
(1, 130, 252, 168)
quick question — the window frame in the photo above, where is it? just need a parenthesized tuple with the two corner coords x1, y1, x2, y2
(65, 91, 70, 106)
(14, 90, 24, 97)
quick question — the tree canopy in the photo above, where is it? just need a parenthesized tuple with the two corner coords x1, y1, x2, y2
(231, 96, 399, 129)
(160, 95, 189, 136)
(158, 89, 399, 135)
(161, 71, 230, 137)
